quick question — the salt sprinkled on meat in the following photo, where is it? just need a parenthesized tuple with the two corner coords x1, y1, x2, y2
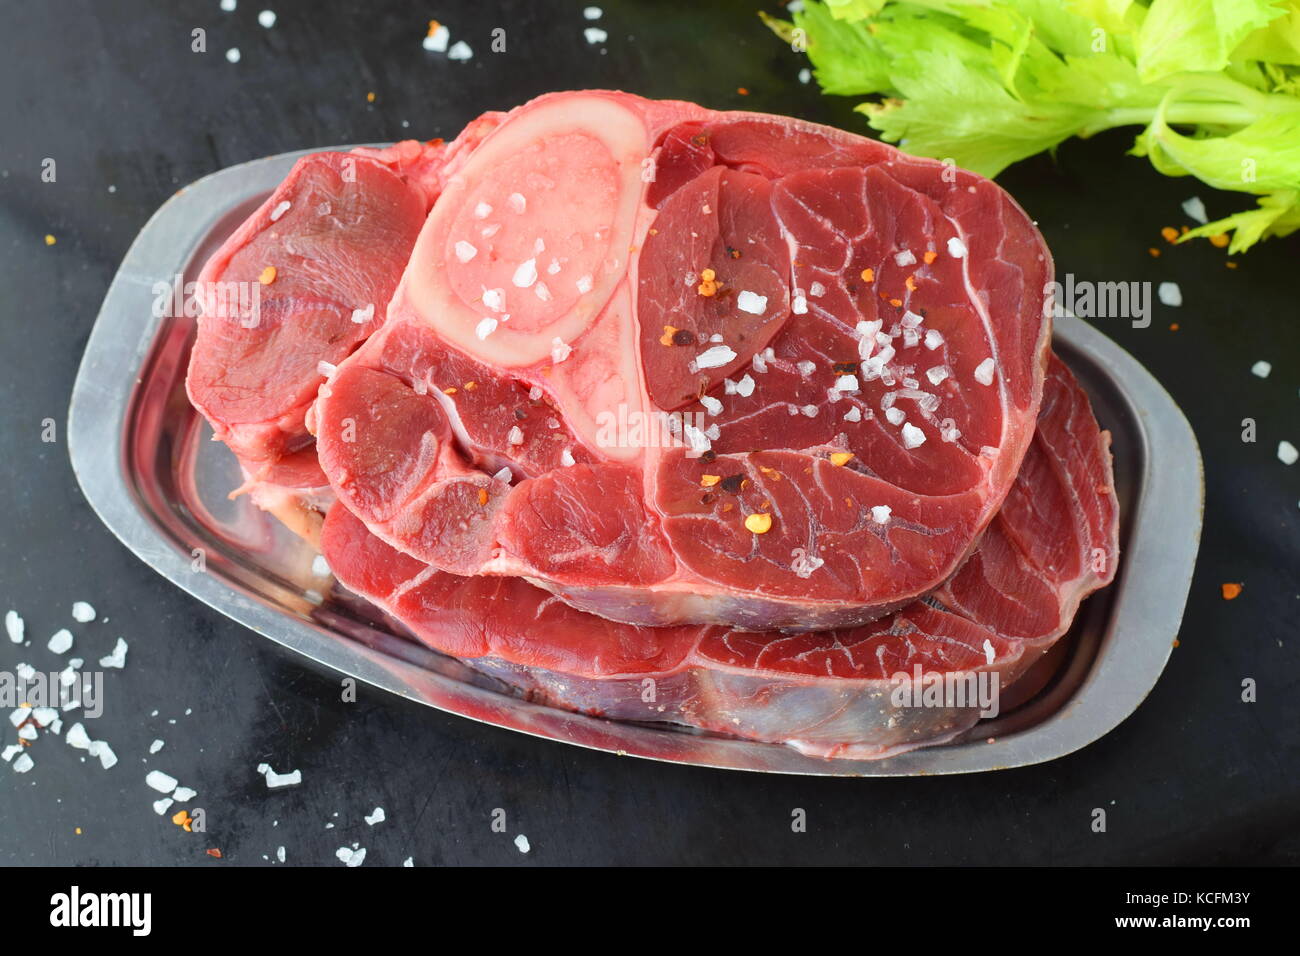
(48, 629, 73, 654)
(894, 250, 916, 267)
(1251, 360, 1271, 378)
(796, 360, 816, 377)
(844, 406, 862, 422)
(507, 192, 527, 213)
(512, 258, 538, 288)
(99, 638, 128, 669)
(551, 337, 572, 363)
(481, 287, 506, 311)
(492, 466, 513, 483)
(350, 303, 375, 325)
(801, 405, 819, 418)
(507, 425, 524, 446)
(447, 40, 473, 61)
(546, 258, 561, 275)
(473, 201, 492, 219)
(257, 762, 303, 789)
(947, 237, 967, 258)
(736, 290, 768, 315)
(576, 274, 593, 293)
(709, 333, 723, 343)
(751, 352, 768, 374)
(901, 422, 927, 449)
(790, 548, 825, 578)
(903, 329, 920, 348)
(269, 200, 291, 222)
(973, 357, 996, 386)
(365, 807, 386, 826)
(481, 223, 500, 238)
(535, 282, 552, 302)
(4, 610, 23, 644)
(1157, 281, 1182, 307)
(871, 505, 892, 524)
(700, 395, 723, 415)
(560, 448, 575, 467)
(475, 317, 498, 340)
(924, 329, 944, 350)
(528, 385, 543, 400)
(884, 407, 905, 426)
(704, 423, 721, 439)
(983, 639, 996, 665)
(454, 241, 478, 263)
(735, 374, 756, 397)
(792, 293, 808, 314)
(1280, 441, 1299, 466)
(926, 366, 948, 385)
(833, 374, 859, 393)
(809, 281, 826, 297)
(696, 345, 737, 369)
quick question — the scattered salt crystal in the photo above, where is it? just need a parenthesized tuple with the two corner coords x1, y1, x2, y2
(1157, 281, 1182, 307)
(560, 448, 575, 467)
(901, 310, 923, 329)
(514, 834, 531, 853)
(507, 426, 524, 446)
(473, 201, 492, 219)
(507, 192, 526, 214)
(257, 9, 276, 29)
(871, 505, 892, 524)
(901, 422, 927, 449)
(15, 662, 35, 681)
(833, 374, 859, 393)
(99, 638, 128, 669)
(704, 423, 721, 440)
(336, 846, 367, 867)
(173, 787, 197, 802)
(809, 281, 826, 297)
(447, 40, 473, 61)
(696, 345, 737, 369)
(5, 610, 23, 644)
(792, 294, 808, 315)
(423, 24, 450, 52)
(1182, 196, 1207, 224)
(735, 374, 756, 397)
(2, 744, 22, 762)
(684, 424, 712, 454)
(926, 366, 949, 386)
(475, 317, 498, 340)
(150, 739, 165, 755)
(576, 274, 593, 294)
(492, 467, 513, 483)
(1280, 441, 1299, 465)
(12, 753, 33, 773)
(350, 303, 375, 326)
(1251, 360, 1271, 378)
(454, 241, 478, 263)
(801, 405, 819, 418)
(983, 639, 996, 665)
(31, 707, 58, 726)
(269, 200, 290, 221)
(481, 287, 506, 311)
(947, 236, 967, 258)
(973, 357, 996, 386)
(736, 290, 768, 315)
(220, 0, 236, 11)
(844, 406, 862, 423)
(88, 740, 117, 770)
(146, 770, 178, 793)
(583, 5, 602, 18)
(17, 724, 36, 741)
(512, 258, 538, 288)
(277, 846, 286, 863)
(257, 763, 303, 789)
(546, 258, 561, 275)
(551, 337, 572, 363)
(924, 329, 944, 350)
(700, 395, 723, 415)
(584, 27, 608, 44)
(894, 250, 916, 267)
(153, 798, 174, 815)
(365, 807, 386, 826)
(48, 629, 73, 655)
(225, 48, 241, 64)
(312, 555, 331, 577)
(751, 352, 768, 374)
(885, 407, 905, 426)
(403, 856, 413, 867)
(798, 67, 811, 84)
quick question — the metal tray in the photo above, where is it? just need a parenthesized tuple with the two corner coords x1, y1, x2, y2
(68, 148, 1204, 776)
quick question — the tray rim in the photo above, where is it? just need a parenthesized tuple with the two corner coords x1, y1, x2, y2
(67, 148, 1205, 776)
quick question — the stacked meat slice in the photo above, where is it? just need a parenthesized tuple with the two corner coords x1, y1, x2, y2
(187, 92, 1119, 759)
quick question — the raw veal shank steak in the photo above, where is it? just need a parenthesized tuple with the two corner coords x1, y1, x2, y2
(313, 91, 1054, 631)
(323, 355, 1117, 760)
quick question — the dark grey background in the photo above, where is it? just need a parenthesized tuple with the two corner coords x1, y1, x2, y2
(1, 0, 1296, 865)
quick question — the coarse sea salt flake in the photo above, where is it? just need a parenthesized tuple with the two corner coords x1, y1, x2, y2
(475, 317, 498, 340)
(901, 422, 927, 449)
(99, 638, 128, 669)
(507, 192, 526, 213)
(926, 366, 949, 386)
(973, 357, 996, 386)
(507, 425, 524, 446)
(512, 257, 538, 288)
(1158, 281, 1182, 306)
(447, 40, 473, 61)
(5, 610, 23, 644)
(454, 241, 477, 263)
(270, 200, 290, 222)
(350, 303, 375, 325)
(48, 629, 73, 654)
(736, 290, 767, 315)
(473, 201, 492, 219)
(584, 27, 608, 44)
(576, 274, 593, 294)
(871, 505, 892, 524)
(924, 329, 944, 350)
(551, 337, 572, 363)
(366, 807, 386, 826)
(696, 345, 736, 369)
(1280, 441, 1299, 465)
(1251, 360, 1271, 378)
(72, 601, 96, 622)
(146, 770, 178, 793)
(735, 374, 756, 397)
(947, 236, 967, 258)
(895, 250, 916, 267)
(700, 395, 723, 415)
(258, 763, 302, 788)
(423, 25, 450, 52)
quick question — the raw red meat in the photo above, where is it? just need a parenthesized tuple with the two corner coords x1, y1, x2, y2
(321, 354, 1117, 759)
(313, 91, 1053, 631)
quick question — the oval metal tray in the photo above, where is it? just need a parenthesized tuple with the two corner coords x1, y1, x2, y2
(68, 148, 1204, 775)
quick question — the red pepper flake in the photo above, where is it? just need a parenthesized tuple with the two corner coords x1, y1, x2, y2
(1209, 233, 1230, 248)
(922, 250, 937, 264)
(258, 265, 277, 285)
(1169, 322, 1180, 331)
(737, 87, 750, 96)
(463, 381, 478, 391)
(206, 848, 223, 859)
(700, 474, 722, 487)
(1160, 226, 1179, 243)
(905, 275, 917, 292)
(860, 267, 874, 283)
(889, 297, 903, 307)
(1225, 261, 1238, 269)
(1148, 247, 1161, 257)
(744, 512, 772, 534)
(758, 465, 782, 481)
(697, 268, 719, 297)
(442, 386, 458, 395)
(829, 452, 854, 466)
(660, 325, 678, 346)
(1221, 582, 1243, 600)
(477, 487, 489, 506)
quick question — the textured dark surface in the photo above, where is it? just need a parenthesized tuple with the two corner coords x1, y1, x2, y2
(1, 0, 1296, 866)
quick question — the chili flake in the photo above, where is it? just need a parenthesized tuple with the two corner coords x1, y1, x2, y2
(1221, 582, 1242, 600)
(1160, 226, 1179, 243)
(477, 487, 489, 506)
(660, 325, 678, 346)
(860, 267, 874, 283)
(697, 268, 719, 297)
(744, 512, 772, 534)
(1209, 233, 1230, 248)
(905, 275, 917, 292)
(922, 250, 937, 264)
(258, 265, 277, 285)
(829, 452, 854, 466)
(700, 474, 722, 487)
